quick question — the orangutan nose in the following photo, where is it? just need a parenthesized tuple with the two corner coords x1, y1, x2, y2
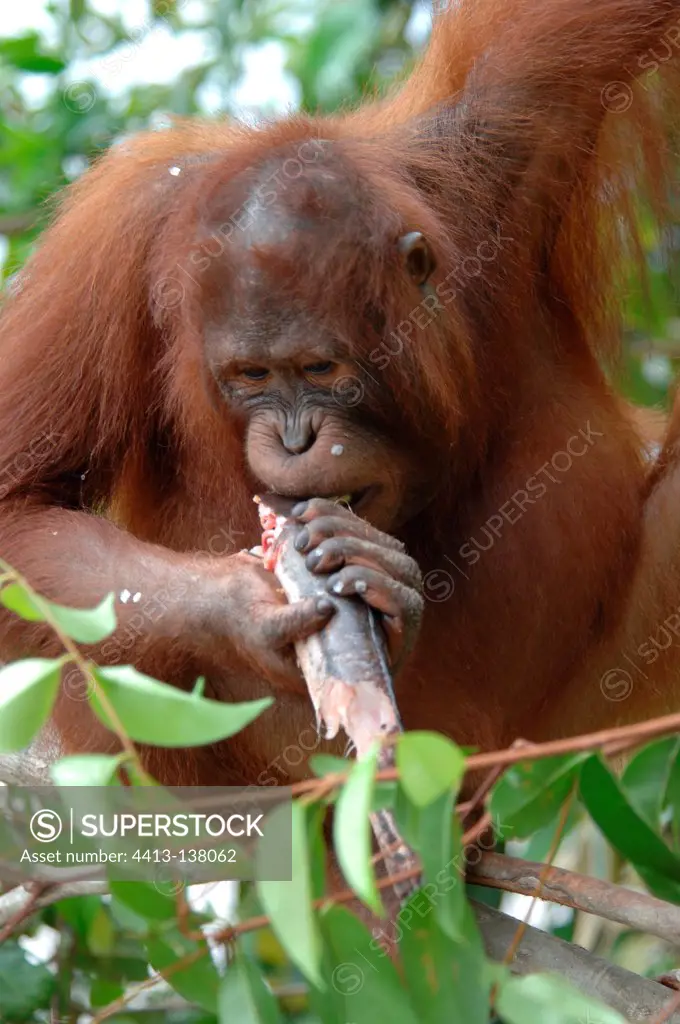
(280, 422, 316, 455)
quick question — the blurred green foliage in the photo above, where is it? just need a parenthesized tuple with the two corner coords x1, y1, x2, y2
(0, 0, 419, 272)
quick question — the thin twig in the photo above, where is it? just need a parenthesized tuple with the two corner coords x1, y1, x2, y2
(290, 708, 680, 801)
(462, 811, 492, 847)
(90, 946, 207, 1023)
(464, 713, 680, 772)
(0, 209, 40, 235)
(0, 882, 47, 943)
(460, 763, 506, 826)
(651, 990, 680, 1024)
(0, 881, 107, 931)
(0, 562, 150, 783)
(503, 790, 574, 967)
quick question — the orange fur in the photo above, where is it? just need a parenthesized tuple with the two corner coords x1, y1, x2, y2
(1, 0, 680, 780)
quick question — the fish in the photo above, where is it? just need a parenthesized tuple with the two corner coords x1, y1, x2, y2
(254, 495, 420, 902)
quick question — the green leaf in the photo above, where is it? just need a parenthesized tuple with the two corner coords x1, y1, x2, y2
(417, 790, 465, 939)
(52, 592, 117, 642)
(109, 894, 153, 937)
(218, 950, 284, 1023)
(309, 755, 401, 810)
(622, 737, 679, 827)
(308, 963, 347, 1024)
(257, 802, 322, 987)
(111, 881, 178, 922)
(520, 802, 582, 863)
(57, 893, 104, 941)
(395, 783, 465, 938)
(666, 743, 680, 849)
(490, 754, 585, 838)
(0, 583, 42, 621)
(496, 972, 626, 1023)
(0, 657, 62, 751)
(50, 753, 123, 786)
(372, 779, 398, 812)
(580, 754, 680, 901)
(309, 753, 350, 777)
(147, 931, 219, 1012)
(0, 584, 117, 643)
(397, 731, 466, 807)
(90, 664, 272, 746)
(87, 905, 116, 956)
(400, 898, 490, 1023)
(333, 744, 381, 914)
(0, 34, 66, 73)
(289, 1, 379, 110)
(307, 803, 328, 902)
(0, 943, 56, 1020)
(316, 905, 419, 1023)
(90, 978, 124, 1007)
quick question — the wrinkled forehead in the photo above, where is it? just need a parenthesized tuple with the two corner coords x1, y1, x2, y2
(236, 152, 359, 246)
(196, 140, 400, 339)
(230, 162, 374, 275)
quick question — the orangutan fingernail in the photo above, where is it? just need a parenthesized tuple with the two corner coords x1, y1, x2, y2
(294, 529, 309, 551)
(316, 598, 333, 615)
(355, 580, 367, 594)
(291, 502, 308, 517)
(331, 580, 345, 594)
(306, 548, 323, 567)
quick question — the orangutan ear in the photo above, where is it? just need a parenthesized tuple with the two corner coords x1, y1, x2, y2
(398, 231, 436, 285)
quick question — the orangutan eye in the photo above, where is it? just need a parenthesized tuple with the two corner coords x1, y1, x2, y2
(304, 361, 335, 375)
(398, 231, 436, 285)
(241, 367, 270, 381)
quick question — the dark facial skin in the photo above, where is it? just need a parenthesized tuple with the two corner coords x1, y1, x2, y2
(211, 328, 415, 530)
(200, 166, 436, 686)
(206, 338, 426, 685)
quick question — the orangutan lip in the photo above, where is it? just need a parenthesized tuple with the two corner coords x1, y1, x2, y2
(263, 487, 374, 516)
(347, 487, 371, 511)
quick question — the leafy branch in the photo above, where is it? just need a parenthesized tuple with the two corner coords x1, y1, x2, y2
(3, 574, 680, 1022)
